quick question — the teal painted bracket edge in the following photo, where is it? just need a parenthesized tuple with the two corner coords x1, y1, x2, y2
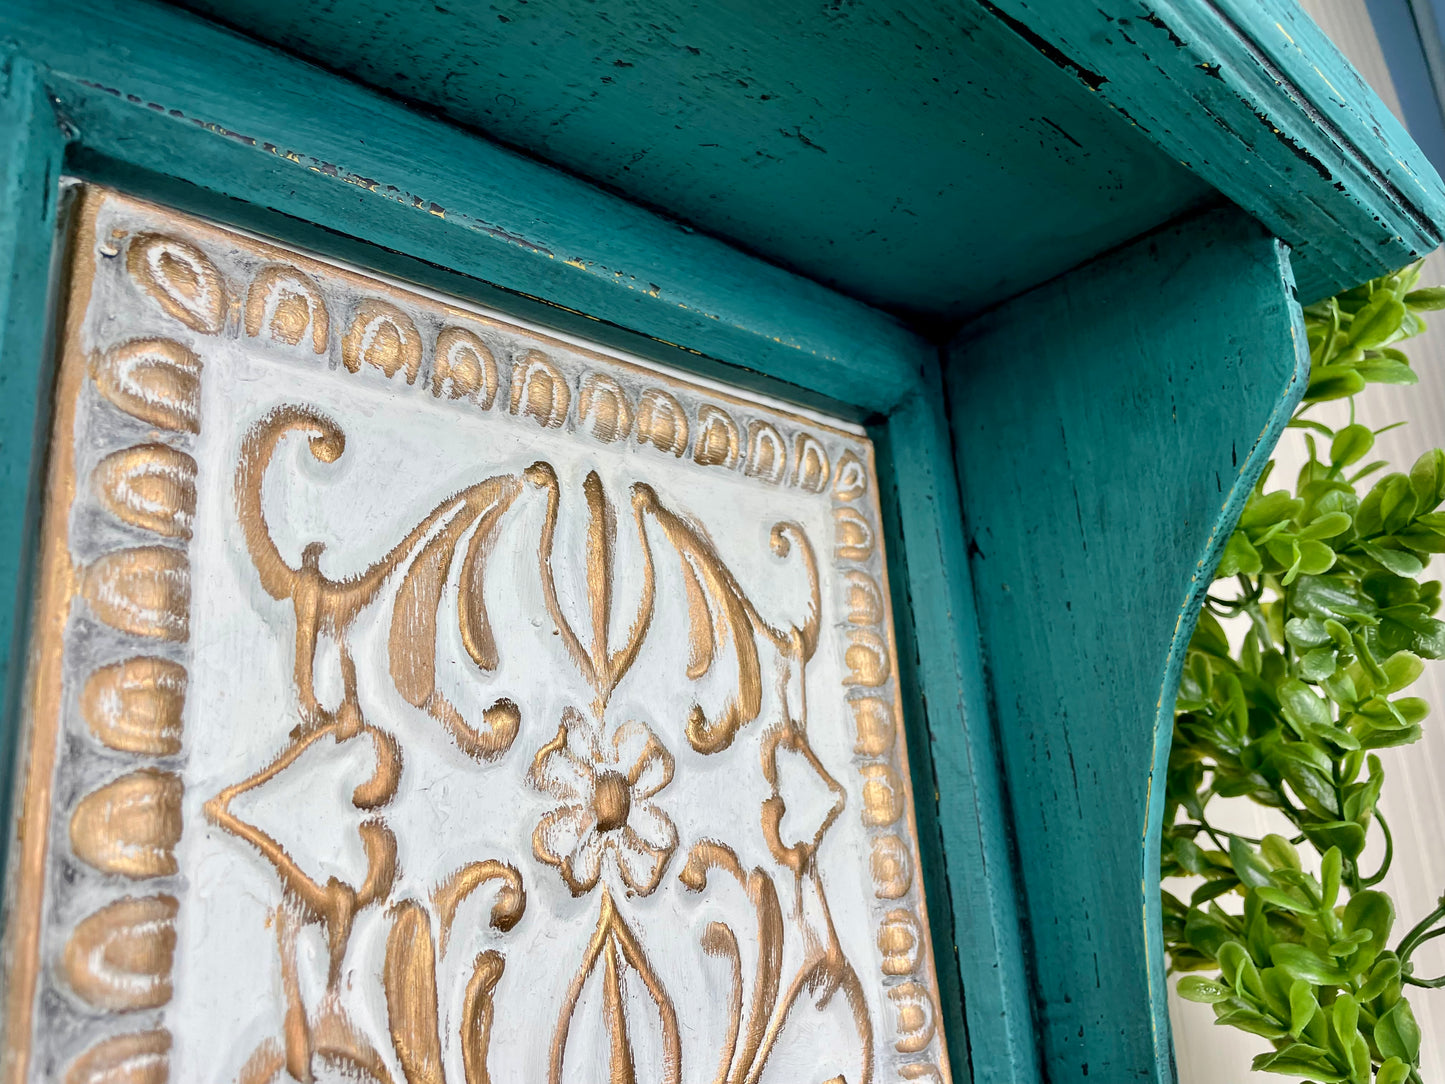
(987, 0, 1445, 305)
(0, 53, 66, 897)
(875, 387, 1042, 1084)
(946, 206, 1310, 1084)
(1139, 241, 1311, 1078)
(0, 0, 934, 419)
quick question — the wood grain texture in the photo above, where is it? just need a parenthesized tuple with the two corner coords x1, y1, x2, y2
(947, 207, 1309, 1084)
(0, 52, 65, 887)
(155, 0, 1215, 323)
(0, 0, 935, 418)
(986, 0, 1445, 306)
(876, 388, 1041, 1084)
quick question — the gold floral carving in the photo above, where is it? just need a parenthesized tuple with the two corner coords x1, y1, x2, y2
(126, 232, 227, 335)
(246, 265, 330, 354)
(92, 443, 197, 540)
(69, 769, 183, 878)
(90, 339, 203, 434)
(64, 1029, 171, 1084)
(80, 657, 187, 757)
(63, 895, 178, 1010)
(12, 191, 952, 1084)
(343, 298, 423, 383)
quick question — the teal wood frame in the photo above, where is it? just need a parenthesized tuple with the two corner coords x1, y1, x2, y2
(0, 8, 1020, 1081)
(1, 3, 1441, 1084)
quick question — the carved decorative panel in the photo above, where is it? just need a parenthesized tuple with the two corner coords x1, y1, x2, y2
(1, 185, 953, 1084)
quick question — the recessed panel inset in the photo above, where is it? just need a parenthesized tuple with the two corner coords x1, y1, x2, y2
(2, 186, 952, 1084)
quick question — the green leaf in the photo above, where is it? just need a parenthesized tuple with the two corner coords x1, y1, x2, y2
(1270, 943, 1350, 985)
(1308, 368, 1368, 402)
(1288, 979, 1317, 1037)
(1358, 540, 1425, 577)
(1279, 679, 1332, 730)
(1405, 285, 1445, 309)
(1321, 846, 1342, 909)
(1301, 645, 1338, 681)
(1373, 999, 1421, 1062)
(1286, 616, 1331, 649)
(1229, 836, 1273, 889)
(1251, 1044, 1347, 1081)
(1216, 530, 1262, 578)
(1296, 539, 1337, 576)
(1255, 885, 1311, 912)
(1330, 424, 1375, 467)
(1260, 833, 1301, 871)
(1382, 650, 1425, 693)
(1240, 490, 1304, 530)
(1411, 447, 1445, 511)
(1176, 975, 1232, 1003)
(1330, 992, 1359, 1046)
(1376, 1057, 1411, 1084)
(1301, 821, 1367, 861)
(1299, 511, 1353, 540)
(1172, 835, 1208, 875)
(1214, 1007, 1289, 1039)
(1357, 954, 1401, 1001)
(1349, 296, 1407, 349)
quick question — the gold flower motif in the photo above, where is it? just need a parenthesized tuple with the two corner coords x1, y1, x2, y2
(528, 707, 677, 897)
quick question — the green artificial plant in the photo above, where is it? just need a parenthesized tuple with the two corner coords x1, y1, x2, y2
(1164, 261, 1445, 1084)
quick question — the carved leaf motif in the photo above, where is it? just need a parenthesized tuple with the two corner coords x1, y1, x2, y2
(385, 901, 445, 1084)
(387, 476, 525, 761)
(552, 890, 680, 1084)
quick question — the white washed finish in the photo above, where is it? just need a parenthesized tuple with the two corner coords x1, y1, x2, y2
(14, 188, 952, 1084)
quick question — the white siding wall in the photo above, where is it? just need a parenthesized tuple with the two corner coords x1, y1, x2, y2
(1169, 4, 1445, 1078)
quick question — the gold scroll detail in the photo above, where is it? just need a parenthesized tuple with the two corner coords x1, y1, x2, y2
(901, 1064, 945, 1083)
(70, 769, 183, 878)
(343, 299, 423, 383)
(246, 265, 330, 354)
(126, 232, 227, 334)
(551, 889, 680, 1084)
(91, 340, 202, 434)
(65, 1030, 171, 1084)
(63, 895, 178, 1011)
(679, 841, 874, 1084)
(432, 327, 498, 407)
(81, 657, 187, 757)
(693, 404, 741, 469)
(93, 443, 197, 540)
(81, 546, 191, 642)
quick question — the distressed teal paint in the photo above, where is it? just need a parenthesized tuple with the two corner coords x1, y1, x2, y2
(876, 386, 1041, 1084)
(157, 0, 1217, 323)
(946, 207, 1310, 1084)
(1, 0, 936, 419)
(0, 53, 65, 882)
(987, 0, 1445, 305)
(0, 2, 1443, 1082)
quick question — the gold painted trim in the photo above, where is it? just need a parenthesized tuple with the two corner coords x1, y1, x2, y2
(2, 185, 99, 1084)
